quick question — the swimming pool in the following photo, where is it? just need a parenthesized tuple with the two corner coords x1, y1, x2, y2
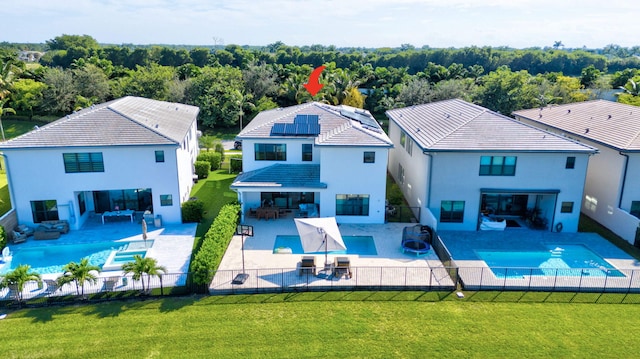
(273, 235, 377, 255)
(476, 244, 625, 278)
(102, 249, 148, 271)
(0, 241, 123, 275)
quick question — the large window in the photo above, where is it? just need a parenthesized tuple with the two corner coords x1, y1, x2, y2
(398, 163, 405, 184)
(440, 200, 465, 223)
(479, 156, 516, 176)
(255, 143, 286, 161)
(336, 194, 370, 216)
(93, 189, 152, 213)
(302, 144, 312, 161)
(63, 152, 104, 173)
(631, 201, 640, 219)
(31, 200, 59, 223)
(399, 131, 413, 155)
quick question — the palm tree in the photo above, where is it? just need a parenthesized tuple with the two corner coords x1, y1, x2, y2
(0, 264, 41, 305)
(122, 255, 167, 294)
(57, 258, 101, 299)
(0, 57, 22, 141)
(619, 79, 640, 96)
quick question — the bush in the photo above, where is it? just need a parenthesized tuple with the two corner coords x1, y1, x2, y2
(214, 142, 225, 163)
(0, 225, 6, 251)
(191, 203, 240, 285)
(182, 199, 205, 223)
(228, 154, 242, 173)
(197, 151, 222, 170)
(194, 161, 210, 179)
(387, 180, 404, 205)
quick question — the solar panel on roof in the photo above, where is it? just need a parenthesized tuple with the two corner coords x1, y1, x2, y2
(270, 119, 320, 136)
(340, 109, 382, 133)
(294, 114, 319, 124)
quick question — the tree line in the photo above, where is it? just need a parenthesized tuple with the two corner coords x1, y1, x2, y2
(2, 34, 640, 133)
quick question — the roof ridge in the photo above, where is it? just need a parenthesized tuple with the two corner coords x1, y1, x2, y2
(106, 99, 179, 145)
(428, 100, 484, 148)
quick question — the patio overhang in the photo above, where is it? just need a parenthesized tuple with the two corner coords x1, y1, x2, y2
(231, 163, 327, 190)
(480, 188, 560, 194)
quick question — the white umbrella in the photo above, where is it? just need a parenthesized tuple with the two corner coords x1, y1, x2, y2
(141, 219, 148, 246)
(294, 217, 346, 266)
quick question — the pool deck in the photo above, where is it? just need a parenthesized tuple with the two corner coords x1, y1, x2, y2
(210, 216, 452, 293)
(1, 216, 196, 301)
(439, 230, 640, 291)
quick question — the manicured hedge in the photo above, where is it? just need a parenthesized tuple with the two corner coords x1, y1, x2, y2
(191, 203, 240, 285)
(228, 154, 242, 173)
(194, 161, 210, 179)
(197, 151, 222, 170)
(0, 225, 6, 251)
(181, 199, 205, 223)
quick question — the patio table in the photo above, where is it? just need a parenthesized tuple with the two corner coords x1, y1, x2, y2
(102, 209, 135, 224)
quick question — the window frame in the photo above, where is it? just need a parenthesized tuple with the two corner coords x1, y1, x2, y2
(336, 194, 370, 216)
(565, 156, 576, 169)
(63, 152, 104, 173)
(302, 144, 313, 162)
(31, 200, 59, 223)
(155, 150, 165, 163)
(255, 143, 287, 161)
(160, 194, 173, 206)
(560, 201, 574, 213)
(630, 201, 640, 219)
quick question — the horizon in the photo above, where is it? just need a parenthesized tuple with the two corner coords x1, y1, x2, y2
(2, 1, 639, 49)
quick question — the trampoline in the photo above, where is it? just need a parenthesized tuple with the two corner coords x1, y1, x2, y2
(401, 225, 433, 255)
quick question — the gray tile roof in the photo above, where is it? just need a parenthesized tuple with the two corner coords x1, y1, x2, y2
(513, 100, 640, 151)
(0, 96, 199, 149)
(231, 164, 326, 189)
(386, 99, 596, 153)
(238, 102, 393, 147)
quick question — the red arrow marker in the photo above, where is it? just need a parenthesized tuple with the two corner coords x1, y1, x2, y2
(303, 65, 326, 96)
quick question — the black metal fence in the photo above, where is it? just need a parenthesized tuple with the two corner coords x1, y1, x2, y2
(385, 206, 420, 223)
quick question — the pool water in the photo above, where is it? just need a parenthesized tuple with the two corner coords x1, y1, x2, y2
(273, 235, 377, 255)
(1, 241, 124, 275)
(476, 244, 625, 278)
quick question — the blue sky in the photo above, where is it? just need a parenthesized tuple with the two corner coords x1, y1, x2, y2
(3, 0, 638, 48)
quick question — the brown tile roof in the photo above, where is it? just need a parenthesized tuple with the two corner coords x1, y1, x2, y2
(386, 99, 596, 153)
(0, 96, 199, 149)
(513, 100, 640, 151)
(238, 102, 393, 147)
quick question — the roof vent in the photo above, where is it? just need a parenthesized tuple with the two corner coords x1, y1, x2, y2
(608, 115, 612, 119)
(415, 128, 421, 133)
(567, 109, 571, 114)
(155, 124, 159, 128)
(539, 114, 542, 119)
(585, 128, 589, 134)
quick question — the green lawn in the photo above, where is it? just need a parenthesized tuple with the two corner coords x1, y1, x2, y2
(2, 293, 640, 358)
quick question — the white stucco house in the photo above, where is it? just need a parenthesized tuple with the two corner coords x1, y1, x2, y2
(386, 99, 597, 232)
(514, 100, 640, 245)
(0, 96, 200, 230)
(232, 102, 393, 224)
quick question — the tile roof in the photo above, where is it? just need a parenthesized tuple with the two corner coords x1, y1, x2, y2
(231, 164, 326, 189)
(386, 99, 596, 153)
(513, 100, 640, 151)
(0, 96, 199, 149)
(237, 102, 393, 147)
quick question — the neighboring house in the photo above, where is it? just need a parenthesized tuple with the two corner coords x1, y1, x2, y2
(0, 96, 200, 230)
(232, 102, 393, 224)
(514, 100, 640, 245)
(386, 99, 597, 232)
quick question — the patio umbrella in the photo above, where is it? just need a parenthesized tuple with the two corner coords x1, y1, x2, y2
(141, 219, 148, 245)
(294, 217, 346, 266)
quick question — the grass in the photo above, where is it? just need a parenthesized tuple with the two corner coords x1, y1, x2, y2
(2, 293, 640, 358)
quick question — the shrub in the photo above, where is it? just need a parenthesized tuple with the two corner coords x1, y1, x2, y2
(228, 155, 242, 173)
(0, 225, 6, 251)
(194, 161, 210, 179)
(197, 151, 222, 170)
(387, 180, 404, 205)
(182, 199, 205, 223)
(214, 142, 225, 163)
(191, 203, 240, 286)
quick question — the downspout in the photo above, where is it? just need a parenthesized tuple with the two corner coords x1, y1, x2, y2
(423, 151, 433, 218)
(618, 152, 630, 208)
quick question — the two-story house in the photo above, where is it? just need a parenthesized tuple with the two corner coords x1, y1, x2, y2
(386, 99, 597, 232)
(232, 102, 393, 224)
(514, 100, 640, 245)
(0, 96, 200, 230)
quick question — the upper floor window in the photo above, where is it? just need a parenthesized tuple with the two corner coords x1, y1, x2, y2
(561, 201, 574, 213)
(155, 150, 165, 163)
(302, 144, 313, 162)
(63, 152, 104, 173)
(479, 156, 516, 176)
(363, 151, 375, 163)
(400, 131, 413, 155)
(255, 143, 286, 161)
(565, 156, 575, 169)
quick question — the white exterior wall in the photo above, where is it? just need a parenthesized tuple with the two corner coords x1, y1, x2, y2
(176, 121, 199, 205)
(388, 120, 428, 219)
(426, 151, 588, 231)
(319, 146, 388, 224)
(4, 144, 184, 230)
(240, 138, 319, 172)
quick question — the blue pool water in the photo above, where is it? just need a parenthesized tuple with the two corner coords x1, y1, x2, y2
(273, 235, 377, 255)
(476, 244, 625, 278)
(1, 241, 126, 275)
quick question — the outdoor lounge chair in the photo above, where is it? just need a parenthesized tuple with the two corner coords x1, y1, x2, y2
(43, 279, 61, 295)
(103, 277, 120, 291)
(299, 256, 317, 276)
(333, 257, 352, 279)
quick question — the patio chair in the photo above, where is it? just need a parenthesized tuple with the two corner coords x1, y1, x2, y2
(299, 256, 317, 276)
(333, 257, 352, 279)
(103, 277, 120, 292)
(12, 230, 28, 244)
(43, 279, 61, 295)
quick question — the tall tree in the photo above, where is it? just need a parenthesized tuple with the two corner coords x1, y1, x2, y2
(10, 78, 47, 119)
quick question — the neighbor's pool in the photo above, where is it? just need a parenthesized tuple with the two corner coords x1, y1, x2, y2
(476, 244, 625, 278)
(1, 241, 124, 275)
(273, 235, 377, 255)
